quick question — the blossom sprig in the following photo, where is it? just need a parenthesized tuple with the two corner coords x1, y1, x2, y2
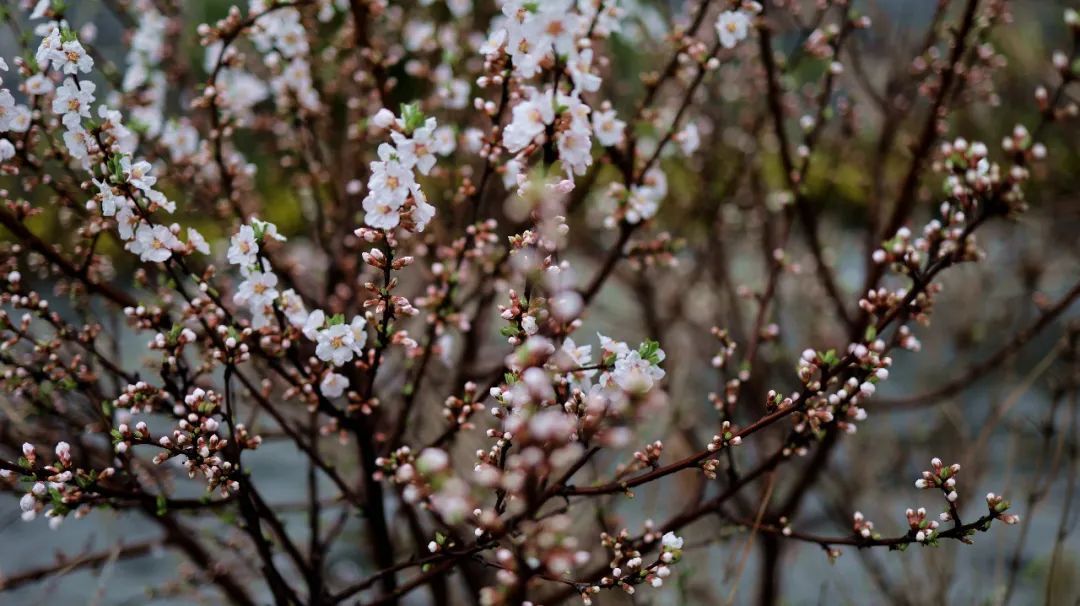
(708, 421, 743, 452)
(4, 440, 223, 531)
(914, 457, 962, 503)
(439, 381, 484, 433)
(905, 507, 940, 544)
(630, 440, 663, 469)
(985, 492, 1020, 526)
(10, 441, 115, 529)
(709, 327, 738, 370)
(111, 386, 260, 498)
(361, 104, 443, 232)
(592, 527, 683, 598)
(852, 511, 877, 540)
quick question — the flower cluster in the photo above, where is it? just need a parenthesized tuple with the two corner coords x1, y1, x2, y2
(362, 105, 447, 231)
(914, 457, 962, 502)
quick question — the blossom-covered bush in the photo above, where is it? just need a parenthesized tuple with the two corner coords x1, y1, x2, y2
(1, 0, 1078, 604)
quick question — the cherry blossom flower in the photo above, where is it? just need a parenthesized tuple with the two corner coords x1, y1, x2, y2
(128, 223, 180, 263)
(185, 228, 210, 255)
(348, 315, 369, 354)
(55, 39, 94, 74)
(592, 106, 626, 147)
(612, 350, 666, 394)
(280, 289, 308, 327)
(228, 225, 260, 267)
(503, 87, 555, 153)
(121, 157, 157, 192)
(234, 270, 280, 308)
(716, 10, 752, 49)
(320, 372, 349, 398)
(52, 78, 95, 128)
(316, 323, 356, 367)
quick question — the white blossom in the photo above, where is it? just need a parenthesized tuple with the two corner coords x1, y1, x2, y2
(716, 11, 752, 49)
(52, 78, 95, 129)
(128, 223, 179, 263)
(592, 107, 626, 147)
(320, 372, 349, 398)
(234, 270, 280, 308)
(315, 323, 355, 367)
(228, 225, 260, 267)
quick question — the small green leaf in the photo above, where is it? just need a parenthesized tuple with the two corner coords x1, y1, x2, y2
(167, 324, 184, 345)
(637, 340, 663, 365)
(399, 102, 426, 134)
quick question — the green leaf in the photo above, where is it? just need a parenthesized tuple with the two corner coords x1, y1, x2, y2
(399, 102, 426, 134)
(818, 349, 840, 367)
(637, 340, 663, 365)
(167, 324, 184, 345)
(107, 154, 127, 184)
